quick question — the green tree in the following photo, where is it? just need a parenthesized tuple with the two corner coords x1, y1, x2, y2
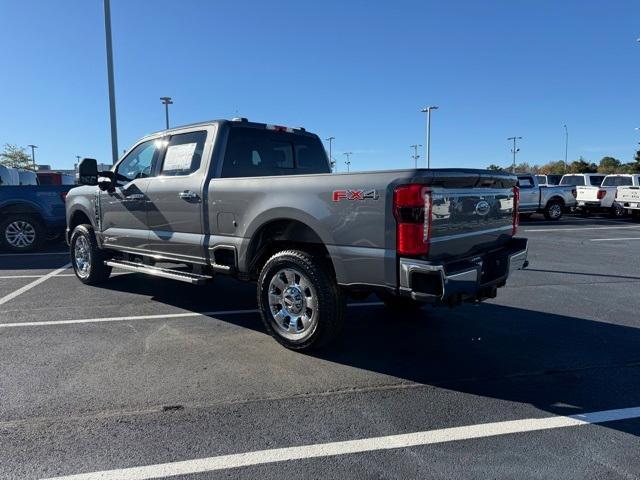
(568, 157, 597, 173)
(597, 156, 622, 174)
(624, 150, 640, 173)
(0, 144, 33, 170)
(538, 160, 566, 174)
(487, 164, 504, 171)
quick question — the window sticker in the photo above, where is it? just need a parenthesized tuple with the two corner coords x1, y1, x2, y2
(163, 142, 197, 171)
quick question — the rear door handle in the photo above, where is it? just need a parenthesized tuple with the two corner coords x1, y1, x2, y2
(178, 190, 199, 200)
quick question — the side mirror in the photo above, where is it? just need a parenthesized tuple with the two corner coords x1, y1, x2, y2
(97, 171, 115, 192)
(78, 158, 98, 185)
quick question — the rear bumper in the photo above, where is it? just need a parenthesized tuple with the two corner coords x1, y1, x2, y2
(398, 237, 528, 304)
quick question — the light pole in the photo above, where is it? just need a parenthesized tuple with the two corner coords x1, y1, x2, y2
(325, 136, 335, 172)
(343, 152, 353, 172)
(160, 97, 173, 129)
(420, 105, 438, 168)
(507, 136, 522, 173)
(76, 155, 81, 164)
(410, 144, 422, 168)
(103, 0, 118, 165)
(27, 144, 38, 169)
(563, 125, 569, 173)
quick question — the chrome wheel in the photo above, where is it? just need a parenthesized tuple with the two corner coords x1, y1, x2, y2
(5, 220, 36, 248)
(267, 268, 318, 341)
(549, 203, 562, 219)
(74, 235, 91, 278)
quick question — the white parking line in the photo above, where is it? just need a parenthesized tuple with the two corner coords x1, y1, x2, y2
(0, 264, 71, 306)
(43, 406, 640, 480)
(524, 225, 640, 233)
(0, 272, 132, 279)
(0, 251, 68, 257)
(590, 237, 640, 242)
(0, 302, 383, 328)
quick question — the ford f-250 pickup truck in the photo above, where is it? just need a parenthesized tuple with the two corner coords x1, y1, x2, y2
(65, 118, 528, 351)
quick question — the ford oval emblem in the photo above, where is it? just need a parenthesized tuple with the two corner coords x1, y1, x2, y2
(475, 200, 490, 216)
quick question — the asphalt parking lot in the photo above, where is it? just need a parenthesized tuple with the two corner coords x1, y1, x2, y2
(1, 215, 639, 479)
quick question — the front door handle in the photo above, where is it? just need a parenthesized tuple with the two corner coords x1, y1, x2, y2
(178, 190, 199, 200)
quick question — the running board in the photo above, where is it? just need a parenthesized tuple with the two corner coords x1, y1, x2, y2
(104, 260, 213, 285)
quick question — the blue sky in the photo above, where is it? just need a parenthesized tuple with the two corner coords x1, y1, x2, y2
(1, 0, 639, 171)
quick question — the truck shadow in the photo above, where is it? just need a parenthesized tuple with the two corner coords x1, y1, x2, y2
(316, 302, 640, 437)
(97, 275, 640, 437)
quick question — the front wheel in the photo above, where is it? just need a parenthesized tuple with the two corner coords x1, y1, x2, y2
(69, 224, 112, 285)
(257, 250, 345, 351)
(0, 214, 45, 252)
(544, 201, 563, 220)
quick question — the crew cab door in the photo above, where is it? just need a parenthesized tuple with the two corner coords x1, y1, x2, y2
(100, 139, 161, 251)
(516, 175, 538, 211)
(145, 128, 213, 262)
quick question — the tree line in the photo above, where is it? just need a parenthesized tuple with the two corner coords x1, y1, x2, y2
(0, 144, 34, 170)
(488, 150, 640, 175)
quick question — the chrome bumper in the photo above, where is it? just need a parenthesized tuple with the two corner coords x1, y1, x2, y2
(398, 238, 528, 303)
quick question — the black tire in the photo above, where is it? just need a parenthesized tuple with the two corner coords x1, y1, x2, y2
(0, 214, 45, 252)
(69, 224, 112, 285)
(377, 290, 425, 316)
(543, 200, 563, 221)
(609, 204, 626, 218)
(257, 249, 345, 351)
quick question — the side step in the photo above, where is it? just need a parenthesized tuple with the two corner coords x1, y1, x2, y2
(104, 260, 213, 285)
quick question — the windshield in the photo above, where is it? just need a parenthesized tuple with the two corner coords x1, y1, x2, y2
(602, 176, 633, 186)
(560, 176, 585, 186)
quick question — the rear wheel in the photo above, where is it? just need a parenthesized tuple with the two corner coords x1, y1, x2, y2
(70, 224, 112, 285)
(257, 249, 345, 351)
(609, 203, 626, 218)
(0, 214, 45, 252)
(544, 201, 563, 220)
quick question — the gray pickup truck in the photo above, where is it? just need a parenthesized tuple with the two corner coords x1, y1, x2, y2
(517, 173, 577, 220)
(66, 118, 528, 350)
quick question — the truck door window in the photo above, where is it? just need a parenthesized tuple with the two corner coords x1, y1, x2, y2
(160, 131, 207, 176)
(589, 176, 604, 186)
(116, 140, 160, 185)
(517, 177, 534, 188)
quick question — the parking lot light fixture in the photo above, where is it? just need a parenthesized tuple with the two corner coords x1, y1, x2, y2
(343, 152, 353, 172)
(160, 97, 173, 129)
(420, 106, 439, 169)
(27, 144, 38, 169)
(507, 136, 522, 173)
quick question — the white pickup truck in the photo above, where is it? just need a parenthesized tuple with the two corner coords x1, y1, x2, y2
(616, 179, 640, 217)
(575, 174, 640, 217)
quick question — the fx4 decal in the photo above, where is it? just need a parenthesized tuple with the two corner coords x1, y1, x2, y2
(332, 189, 379, 202)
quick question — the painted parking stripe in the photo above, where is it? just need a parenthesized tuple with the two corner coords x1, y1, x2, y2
(0, 302, 383, 328)
(590, 237, 640, 242)
(43, 406, 640, 480)
(0, 272, 131, 279)
(0, 264, 71, 306)
(524, 225, 640, 233)
(0, 251, 68, 257)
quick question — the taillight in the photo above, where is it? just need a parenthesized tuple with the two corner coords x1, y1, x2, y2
(393, 184, 431, 256)
(597, 189, 606, 200)
(512, 186, 519, 235)
(571, 188, 577, 198)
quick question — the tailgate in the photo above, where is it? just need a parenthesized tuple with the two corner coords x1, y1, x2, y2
(576, 186, 600, 202)
(618, 187, 640, 203)
(428, 186, 516, 261)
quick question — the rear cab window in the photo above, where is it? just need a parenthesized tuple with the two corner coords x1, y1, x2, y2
(221, 126, 329, 178)
(560, 176, 585, 186)
(589, 176, 605, 186)
(602, 176, 632, 187)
